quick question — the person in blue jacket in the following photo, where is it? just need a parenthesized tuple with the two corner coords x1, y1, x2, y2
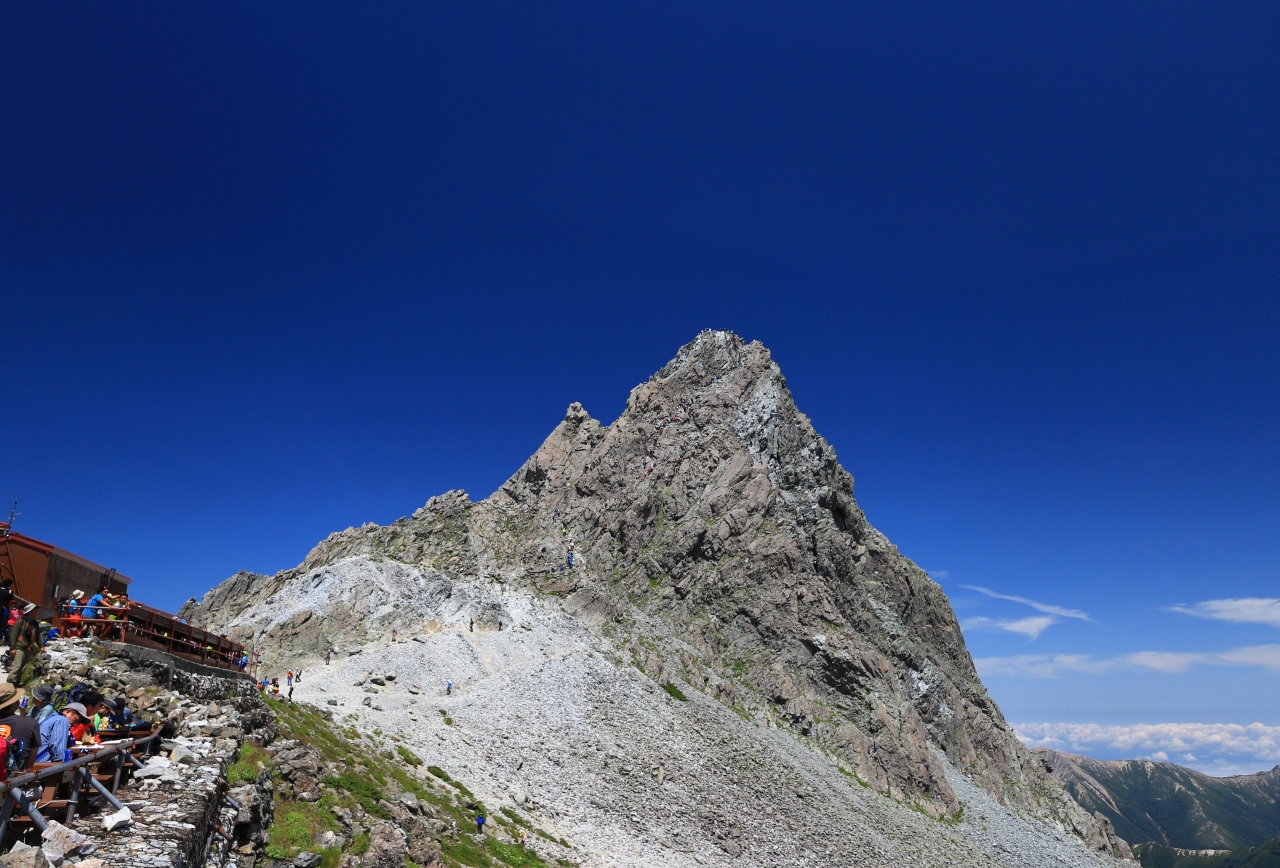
(81, 593, 104, 621)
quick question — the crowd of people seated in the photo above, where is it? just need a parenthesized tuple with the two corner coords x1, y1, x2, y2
(56, 588, 131, 641)
(0, 680, 151, 774)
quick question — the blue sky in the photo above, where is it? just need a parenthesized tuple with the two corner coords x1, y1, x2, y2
(3, 1, 1277, 774)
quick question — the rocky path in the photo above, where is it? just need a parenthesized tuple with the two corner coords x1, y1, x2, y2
(283, 573, 1121, 868)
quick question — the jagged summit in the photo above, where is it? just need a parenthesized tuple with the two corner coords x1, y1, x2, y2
(181, 331, 1130, 863)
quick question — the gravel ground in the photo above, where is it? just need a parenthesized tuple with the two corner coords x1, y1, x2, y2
(277, 569, 1124, 868)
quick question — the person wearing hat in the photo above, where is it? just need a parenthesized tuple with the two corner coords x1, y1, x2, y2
(102, 696, 134, 731)
(7, 603, 41, 686)
(36, 701, 77, 763)
(0, 683, 40, 770)
(29, 685, 56, 724)
(65, 590, 85, 638)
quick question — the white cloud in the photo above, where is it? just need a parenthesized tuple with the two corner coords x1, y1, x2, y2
(974, 653, 1115, 678)
(1014, 721, 1280, 776)
(976, 644, 1280, 678)
(963, 616, 1057, 639)
(961, 585, 1092, 621)
(1170, 598, 1280, 627)
(1117, 651, 1206, 673)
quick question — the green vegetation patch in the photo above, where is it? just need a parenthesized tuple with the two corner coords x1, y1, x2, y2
(323, 771, 390, 818)
(228, 743, 272, 784)
(396, 746, 424, 767)
(269, 800, 342, 853)
(661, 683, 687, 701)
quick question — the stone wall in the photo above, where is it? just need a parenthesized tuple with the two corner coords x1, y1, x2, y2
(7, 639, 278, 868)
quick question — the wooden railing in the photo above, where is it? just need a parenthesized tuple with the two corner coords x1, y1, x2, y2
(55, 602, 246, 671)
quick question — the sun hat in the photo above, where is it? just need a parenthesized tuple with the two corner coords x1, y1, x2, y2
(63, 702, 90, 720)
(21, 603, 36, 614)
(0, 684, 26, 713)
(31, 686, 55, 704)
(71, 590, 85, 600)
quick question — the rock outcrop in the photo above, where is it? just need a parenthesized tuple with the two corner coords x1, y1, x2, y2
(183, 330, 1125, 859)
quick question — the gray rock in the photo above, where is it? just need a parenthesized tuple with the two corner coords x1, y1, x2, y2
(101, 807, 133, 831)
(0, 844, 49, 868)
(293, 853, 323, 868)
(397, 792, 419, 813)
(359, 823, 407, 868)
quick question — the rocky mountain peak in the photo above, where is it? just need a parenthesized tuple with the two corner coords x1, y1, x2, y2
(182, 330, 1127, 858)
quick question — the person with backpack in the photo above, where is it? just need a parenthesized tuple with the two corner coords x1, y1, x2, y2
(475, 814, 485, 836)
(0, 684, 39, 773)
(7, 604, 41, 686)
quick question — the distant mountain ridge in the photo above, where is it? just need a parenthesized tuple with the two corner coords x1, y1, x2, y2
(1037, 748, 1280, 850)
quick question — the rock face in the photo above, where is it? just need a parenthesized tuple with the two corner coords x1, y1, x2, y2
(183, 331, 1119, 853)
(1038, 749, 1280, 851)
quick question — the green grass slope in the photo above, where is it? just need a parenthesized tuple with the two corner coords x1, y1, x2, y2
(255, 697, 575, 868)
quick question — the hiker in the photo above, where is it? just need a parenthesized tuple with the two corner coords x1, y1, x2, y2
(287, 671, 294, 687)
(391, 628, 398, 643)
(468, 619, 473, 633)
(288, 683, 294, 702)
(498, 621, 502, 631)
(446, 680, 452, 696)
(0, 580, 13, 646)
(519, 829, 527, 849)
(326, 648, 333, 665)
(66, 702, 96, 746)
(475, 814, 485, 835)
(29, 686, 56, 724)
(271, 678, 280, 696)
(65, 701, 96, 745)
(7, 604, 41, 686)
(64, 590, 85, 637)
(104, 697, 135, 730)
(81, 591, 104, 634)
(295, 668, 302, 683)
(80, 690, 107, 733)
(0, 684, 39, 770)
(35, 698, 72, 762)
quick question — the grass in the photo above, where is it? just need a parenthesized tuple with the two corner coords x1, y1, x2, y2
(257, 696, 567, 868)
(485, 839, 551, 867)
(323, 771, 390, 818)
(661, 683, 687, 701)
(228, 743, 271, 784)
(396, 746, 424, 767)
(269, 800, 341, 851)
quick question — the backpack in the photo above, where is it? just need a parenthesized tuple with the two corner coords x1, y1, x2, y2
(0, 724, 25, 780)
(65, 682, 93, 706)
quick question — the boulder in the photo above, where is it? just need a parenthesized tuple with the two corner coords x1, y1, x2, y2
(360, 823, 408, 868)
(0, 845, 50, 868)
(101, 807, 133, 831)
